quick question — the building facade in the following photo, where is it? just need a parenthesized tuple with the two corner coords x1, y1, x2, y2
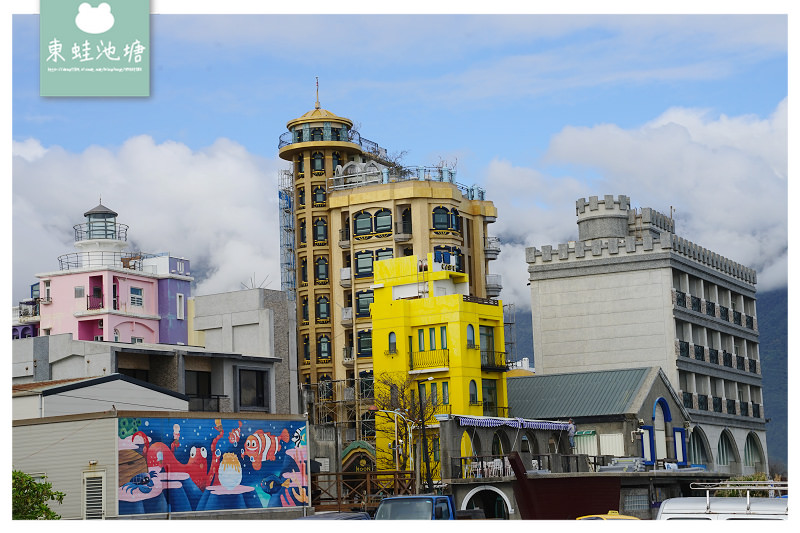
(14, 203, 192, 345)
(370, 253, 509, 481)
(277, 98, 501, 459)
(525, 195, 767, 475)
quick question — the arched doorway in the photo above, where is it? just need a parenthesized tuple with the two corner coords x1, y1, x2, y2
(463, 486, 511, 519)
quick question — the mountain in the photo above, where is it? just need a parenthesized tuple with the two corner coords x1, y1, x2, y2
(506, 287, 788, 468)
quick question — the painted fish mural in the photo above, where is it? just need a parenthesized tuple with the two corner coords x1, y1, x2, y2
(118, 418, 307, 515)
(241, 429, 290, 470)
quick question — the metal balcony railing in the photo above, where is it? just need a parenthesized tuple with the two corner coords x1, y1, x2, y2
(746, 315, 754, 329)
(736, 355, 745, 371)
(712, 397, 723, 413)
(733, 310, 742, 325)
(723, 351, 733, 367)
(752, 403, 761, 418)
(691, 296, 701, 312)
(675, 291, 686, 308)
(706, 301, 716, 317)
(740, 401, 749, 416)
(720, 306, 729, 321)
(748, 359, 758, 373)
(188, 395, 227, 412)
(409, 349, 449, 370)
(73, 222, 128, 242)
(694, 344, 705, 361)
(678, 340, 689, 357)
(480, 350, 509, 372)
(463, 294, 499, 306)
(57, 251, 156, 271)
(697, 394, 708, 411)
(682, 392, 694, 409)
(87, 295, 104, 310)
(726, 399, 736, 415)
(709, 348, 719, 364)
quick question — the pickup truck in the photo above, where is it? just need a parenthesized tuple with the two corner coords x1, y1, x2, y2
(373, 495, 484, 520)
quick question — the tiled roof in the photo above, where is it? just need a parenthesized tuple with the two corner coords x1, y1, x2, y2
(12, 376, 101, 395)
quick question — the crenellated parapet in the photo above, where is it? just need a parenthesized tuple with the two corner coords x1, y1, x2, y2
(628, 207, 675, 237)
(526, 231, 757, 285)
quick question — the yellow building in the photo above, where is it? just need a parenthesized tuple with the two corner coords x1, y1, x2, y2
(370, 253, 509, 481)
(277, 94, 502, 461)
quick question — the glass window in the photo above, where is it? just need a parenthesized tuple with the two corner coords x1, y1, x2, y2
(433, 438, 440, 462)
(297, 187, 305, 206)
(388, 332, 397, 353)
(480, 325, 495, 352)
(440, 326, 447, 349)
(318, 375, 332, 399)
(467, 324, 476, 347)
(303, 335, 310, 360)
(296, 155, 304, 173)
(354, 251, 374, 277)
(450, 208, 461, 232)
(418, 329, 425, 351)
(313, 218, 327, 242)
(442, 381, 449, 404)
(313, 186, 326, 205)
(432, 207, 449, 229)
(316, 296, 330, 319)
(418, 382, 426, 404)
(177, 293, 185, 320)
(312, 152, 324, 171)
(317, 335, 331, 360)
(240, 369, 268, 409)
(429, 328, 436, 350)
(354, 211, 372, 235)
(469, 380, 478, 403)
(130, 287, 143, 307)
(311, 128, 322, 141)
(332, 151, 341, 169)
(431, 382, 438, 405)
(301, 297, 309, 321)
(315, 257, 328, 281)
(300, 258, 308, 283)
(374, 209, 392, 233)
(356, 290, 373, 317)
(186, 370, 211, 397)
(375, 248, 393, 262)
(299, 219, 306, 243)
(75, 286, 85, 298)
(358, 329, 372, 357)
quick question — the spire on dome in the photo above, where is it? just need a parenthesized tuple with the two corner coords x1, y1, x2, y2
(315, 76, 320, 110)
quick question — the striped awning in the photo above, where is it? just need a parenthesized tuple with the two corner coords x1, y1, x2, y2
(456, 415, 569, 431)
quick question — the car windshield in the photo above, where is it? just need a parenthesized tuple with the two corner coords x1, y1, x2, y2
(375, 498, 432, 520)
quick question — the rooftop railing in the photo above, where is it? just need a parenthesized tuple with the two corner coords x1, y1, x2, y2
(73, 222, 128, 242)
(57, 251, 158, 271)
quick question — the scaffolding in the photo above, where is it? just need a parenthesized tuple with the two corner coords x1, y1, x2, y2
(503, 302, 516, 363)
(279, 169, 296, 301)
(303, 377, 375, 446)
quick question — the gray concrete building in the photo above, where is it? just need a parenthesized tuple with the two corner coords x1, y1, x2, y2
(525, 195, 767, 476)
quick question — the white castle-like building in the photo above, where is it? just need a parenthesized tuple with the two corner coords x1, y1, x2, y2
(526, 195, 767, 475)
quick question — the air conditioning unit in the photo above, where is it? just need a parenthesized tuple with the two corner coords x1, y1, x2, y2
(98, 320, 103, 329)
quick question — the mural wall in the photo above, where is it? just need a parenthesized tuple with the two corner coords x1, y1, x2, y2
(117, 417, 308, 515)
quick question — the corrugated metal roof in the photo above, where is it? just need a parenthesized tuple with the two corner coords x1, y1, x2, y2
(507, 367, 653, 419)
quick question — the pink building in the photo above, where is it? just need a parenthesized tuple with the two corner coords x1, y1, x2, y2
(19, 203, 192, 344)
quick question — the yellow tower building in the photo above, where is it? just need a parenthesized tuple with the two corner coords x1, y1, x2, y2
(278, 93, 502, 466)
(370, 253, 509, 483)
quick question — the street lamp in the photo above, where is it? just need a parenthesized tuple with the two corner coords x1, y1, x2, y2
(368, 407, 412, 472)
(415, 376, 434, 493)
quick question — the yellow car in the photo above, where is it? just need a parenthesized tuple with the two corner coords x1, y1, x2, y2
(576, 510, 640, 520)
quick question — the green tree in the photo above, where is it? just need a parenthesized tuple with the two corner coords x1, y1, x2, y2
(12, 470, 65, 520)
(716, 473, 772, 497)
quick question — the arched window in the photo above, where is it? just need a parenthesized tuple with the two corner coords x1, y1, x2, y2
(388, 332, 397, 353)
(331, 128, 341, 141)
(332, 151, 341, 169)
(432, 206, 449, 229)
(313, 218, 327, 243)
(317, 335, 331, 361)
(688, 429, 709, 467)
(356, 290, 374, 317)
(297, 187, 305, 207)
(353, 211, 372, 236)
(303, 335, 310, 361)
(296, 155, 304, 174)
(316, 296, 330, 321)
(450, 208, 461, 232)
(469, 380, 478, 404)
(312, 152, 324, 172)
(311, 127, 323, 141)
(354, 250, 374, 278)
(744, 433, 764, 469)
(454, 247, 464, 272)
(294, 128, 304, 143)
(114, 329, 120, 342)
(301, 297, 309, 322)
(400, 208, 412, 233)
(315, 257, 328, 282)
(358, 329, 372, 357)
(318, 374, 332, 399)
(299, 218, 306, 244)
(467, 324, 476, 348)
(717, 432, 735, 467)
(313, 186, 326, 206)
(374, 209, 392, 233)
(300, 257, 308, 284)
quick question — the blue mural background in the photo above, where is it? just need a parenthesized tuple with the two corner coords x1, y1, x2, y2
(117, 417, 308, 515)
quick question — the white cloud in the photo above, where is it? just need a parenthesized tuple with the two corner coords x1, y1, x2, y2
(12, 136, 284, 302)
(486, 100, 787, 308)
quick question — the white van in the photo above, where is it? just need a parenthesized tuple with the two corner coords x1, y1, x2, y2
(657, 481, 788, 520)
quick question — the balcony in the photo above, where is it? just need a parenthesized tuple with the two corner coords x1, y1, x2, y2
(339, 267, 352, 288)
(484, 236, 500, 260)
(342, 347, 355, 365)
(188, 395, 227, 412)
(340, 307, 353, 326)
(409, 349, 449, 371)
(726, 399, 736, 415)
(748, 359, 758, 373)
(736, 355, 745, 371)
(57, 251, 156, 271)
(480, 350, 509, 372)
(463, 294, 499, 306)
(709, 348, 719, 365)
(483, 404, 508, 418)
(17, 300, 41, 322)
(682, 391, 694, 409)
(485, 274, 502, 298)
(705, 301, 716, 317)
(693, 344, 705, 362)
(87, 295, 104, 311)
(720, 306, 729, 321)
(74, 222, 129, 242)
(691, 296, 701, 312)
(338, 229, 350, 249)
(675, 290, 686, 308)
(746, 315, 754, 329)
(723, 351, 733, 367)
(394, 221, 412, 242)
(697, 394, 708, 410)
(733, 310, 742, 326)
(752, 403, 761, 418)
(712, 396, 723, 413)
(740, 401, 749, 416)
(678, 340, 689, 357)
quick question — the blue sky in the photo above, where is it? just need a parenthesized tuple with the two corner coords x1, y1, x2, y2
(7, 4, 791, 309)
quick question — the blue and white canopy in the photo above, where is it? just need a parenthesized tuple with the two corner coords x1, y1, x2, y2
(455, 415, 569, 431)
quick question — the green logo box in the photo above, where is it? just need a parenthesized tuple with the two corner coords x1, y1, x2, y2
(40, 0, 150, 97)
